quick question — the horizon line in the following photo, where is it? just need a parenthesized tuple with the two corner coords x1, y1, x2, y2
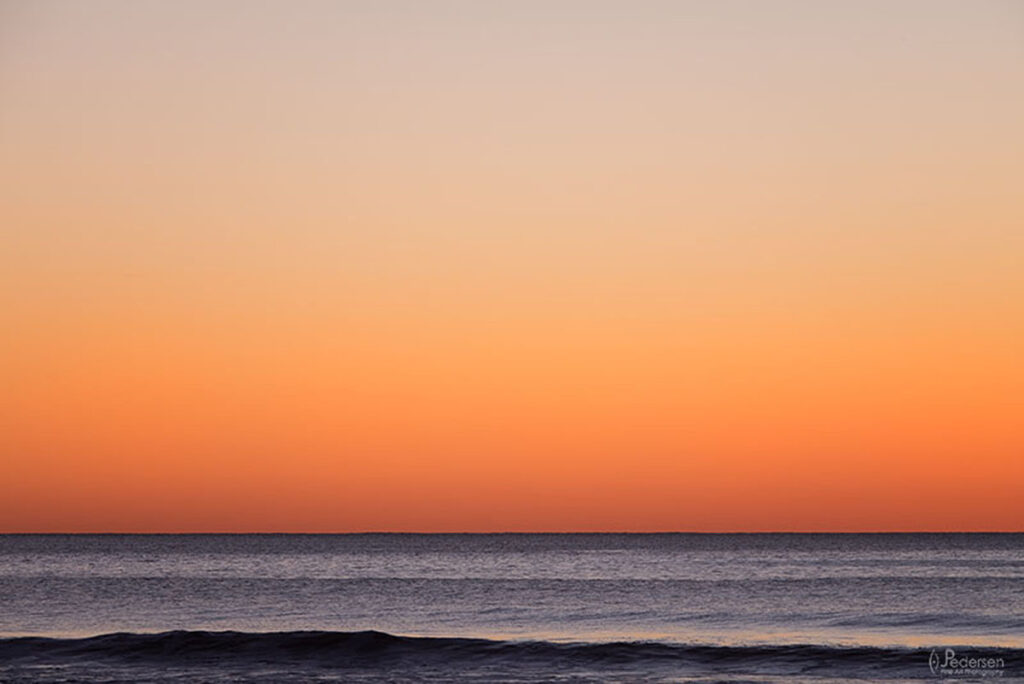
(3, 530, 1022, 535)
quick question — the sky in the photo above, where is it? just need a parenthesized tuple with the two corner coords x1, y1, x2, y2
(2, 0, 1022, 532)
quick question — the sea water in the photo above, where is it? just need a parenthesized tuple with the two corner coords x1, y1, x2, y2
(1, 533, 1021, 681)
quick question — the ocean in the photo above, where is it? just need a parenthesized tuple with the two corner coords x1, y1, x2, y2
(0, 533, 1020, 682)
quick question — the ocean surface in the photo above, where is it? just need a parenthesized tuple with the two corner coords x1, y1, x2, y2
(0, 533, 1021, 682)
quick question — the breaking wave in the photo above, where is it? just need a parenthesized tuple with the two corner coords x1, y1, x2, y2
(2, 630, 1017, 679)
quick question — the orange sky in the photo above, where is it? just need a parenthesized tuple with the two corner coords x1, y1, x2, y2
(2, 0, 1023, 531)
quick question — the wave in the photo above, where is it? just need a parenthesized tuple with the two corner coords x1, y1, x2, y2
(1, 630, 1018, 678)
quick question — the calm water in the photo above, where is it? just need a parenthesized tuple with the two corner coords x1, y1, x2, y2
(1, 533, 1021, 681)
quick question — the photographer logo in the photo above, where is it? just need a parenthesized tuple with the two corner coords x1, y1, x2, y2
(929, 648, 1004, 678)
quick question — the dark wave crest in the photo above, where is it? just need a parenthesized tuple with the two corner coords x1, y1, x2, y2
(0, 630, 1018, 679)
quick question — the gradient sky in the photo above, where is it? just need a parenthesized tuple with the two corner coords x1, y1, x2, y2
(2, 0, 1022, 532)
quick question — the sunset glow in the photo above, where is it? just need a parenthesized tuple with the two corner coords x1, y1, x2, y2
(2, 0, 1022, 531)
